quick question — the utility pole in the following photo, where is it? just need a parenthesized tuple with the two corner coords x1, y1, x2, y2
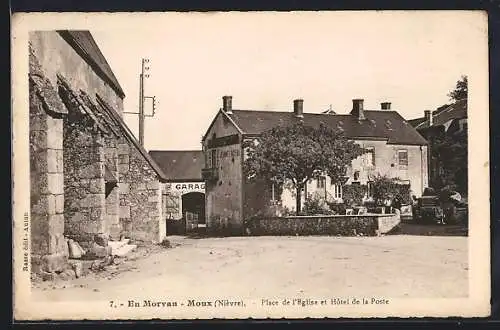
(124, 58, 158, 147)
(138, 58, 145, 146)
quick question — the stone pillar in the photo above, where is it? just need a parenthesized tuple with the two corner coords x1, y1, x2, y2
(104, 139, 120, 239)
(117, 142, 131, 236)
(30, 90, 67, 272)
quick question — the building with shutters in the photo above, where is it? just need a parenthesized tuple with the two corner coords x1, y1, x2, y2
(201, 96, 429, 235)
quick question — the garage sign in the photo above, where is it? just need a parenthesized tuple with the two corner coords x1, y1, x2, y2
(173, 182, 205, 192)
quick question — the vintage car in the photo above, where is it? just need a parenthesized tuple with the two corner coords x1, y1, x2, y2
(413, 187, 465, 224)
(414, 195, 444, 224)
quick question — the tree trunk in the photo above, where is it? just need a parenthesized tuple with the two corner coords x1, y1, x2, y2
(296, 186, 302, 215)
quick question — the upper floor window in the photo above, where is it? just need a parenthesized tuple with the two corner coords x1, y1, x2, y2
(208, 148, 218, 169)
(365, 147, 375, 166)
(398, 149, 408, 166)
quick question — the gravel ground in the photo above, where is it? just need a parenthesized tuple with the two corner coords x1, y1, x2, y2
(31, 233, 468, 301)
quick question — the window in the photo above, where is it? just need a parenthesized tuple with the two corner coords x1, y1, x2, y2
(365, 147, 375, 166)
(205, 151, 210, 169)
(367, 181, 374, 198)
(211, 149, 218, 168)
(398, 150, 408, 166)
(461, 121, 468, 132)
(332, 184, 342, 199)
(317, 176, 326, 189)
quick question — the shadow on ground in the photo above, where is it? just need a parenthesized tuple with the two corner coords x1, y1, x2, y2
(390, 223, 468, 236)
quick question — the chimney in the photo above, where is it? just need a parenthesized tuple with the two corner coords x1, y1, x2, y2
(381, 102, 391, 110)
(424, 110, 432, 125)
(293, 99, 304, 118)
(222, 95, 233, 114)
(351, 99, 365, 120)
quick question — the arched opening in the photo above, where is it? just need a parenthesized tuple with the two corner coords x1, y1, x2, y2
(182, 192, 206, 231)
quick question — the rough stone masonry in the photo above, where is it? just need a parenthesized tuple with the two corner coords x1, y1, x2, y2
(28, 31, 168, 278)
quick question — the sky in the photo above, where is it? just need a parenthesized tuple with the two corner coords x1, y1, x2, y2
(89, 11, 487, 151)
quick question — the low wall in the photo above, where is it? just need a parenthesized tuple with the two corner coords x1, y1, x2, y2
(245, 213, 401, 236)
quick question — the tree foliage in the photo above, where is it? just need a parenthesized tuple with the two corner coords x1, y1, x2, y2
(243, 122, 365, 214)
(342, 184, 367, 207)
(448, 75, 468, 102)
(370, 174, 411, 204)
(432, 130, 468, 194)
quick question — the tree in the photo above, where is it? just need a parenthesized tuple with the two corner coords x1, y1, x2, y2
(369, 174, 411, 204)
(448, 75, 468, 102)
(433, 129, 468, 194)
(243, 122, 365, 214)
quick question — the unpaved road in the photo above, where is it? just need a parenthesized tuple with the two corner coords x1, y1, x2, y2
(31, 235, 468, 301)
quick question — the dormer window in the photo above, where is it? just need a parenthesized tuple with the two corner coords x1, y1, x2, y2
(385, 120, 393, 130)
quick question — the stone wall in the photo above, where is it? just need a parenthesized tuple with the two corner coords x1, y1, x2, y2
(29, 31, 123, 115)
(203, 113, 243, 235)
(29, 31, 167, 278)
(163, 184, 181, 219)
(118, 143, 163, 243)
(63, 118, 106, 246)
(245, 214, 401, 237)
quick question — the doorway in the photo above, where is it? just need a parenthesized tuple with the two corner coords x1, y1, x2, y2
(182, 192, 206, 232)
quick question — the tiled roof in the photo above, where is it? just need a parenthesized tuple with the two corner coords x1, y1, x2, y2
(57, 30, 125, 98)
(149, 150, 205, 181)
(410, 99, 467, 129)
(227, 109, 428, 145)
(408, 117, 427, 128)
(431, 99, 467, 127)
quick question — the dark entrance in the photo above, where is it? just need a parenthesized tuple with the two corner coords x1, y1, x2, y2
(182, 192, 206, 232)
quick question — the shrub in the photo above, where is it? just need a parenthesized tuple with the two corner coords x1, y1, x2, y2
(370, 175, 411, 204)
(342, 184, 367, 206)
(327, 202, 347, 215)
(302, 193, 333, 215)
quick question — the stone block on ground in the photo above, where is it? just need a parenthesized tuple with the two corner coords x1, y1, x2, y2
(94, 233, 109, 247)
(58, 268, 76, 281)
(89, 242, 112, 258)
(108, 239, 130, 253)
(40, 270, 56, 281)
(68, 239, 85, 259)
(62, 237, 70, 257)
(41, 253, 68, 273)
(68, 260, 83, 278)
(113, 244, 137, 257)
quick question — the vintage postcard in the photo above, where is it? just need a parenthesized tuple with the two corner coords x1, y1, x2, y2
(12, 11, 490, 320)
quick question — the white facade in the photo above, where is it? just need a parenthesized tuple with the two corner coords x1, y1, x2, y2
(279, 139, 428, 212)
